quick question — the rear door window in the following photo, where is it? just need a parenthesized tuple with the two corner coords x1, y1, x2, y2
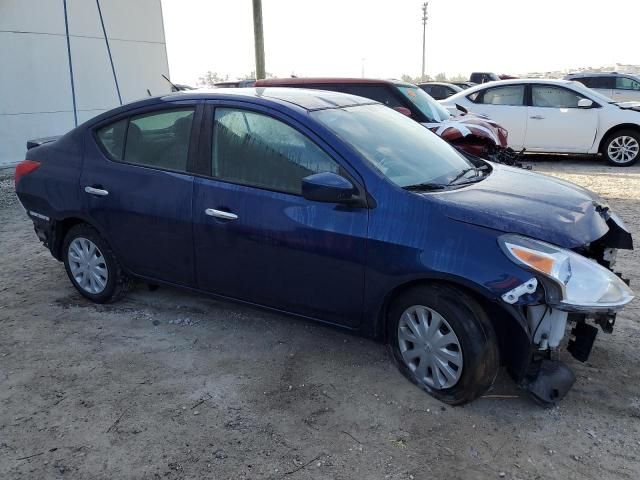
(96, 119, 127, 161)
(478, 85, 525, 106)
(576, 76, 614, 89)
(124, 109, 195, 172)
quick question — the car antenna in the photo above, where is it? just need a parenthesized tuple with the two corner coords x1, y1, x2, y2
(147, 89, 152, 97)
(162, 74, 180, 92)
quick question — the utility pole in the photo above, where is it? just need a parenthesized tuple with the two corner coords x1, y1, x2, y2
(252, 0, 266, 80)
(421, 2, 428, 82)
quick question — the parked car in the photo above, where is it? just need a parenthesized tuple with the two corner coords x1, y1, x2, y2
(214, 79, 256, 88)
(470, 73, 517, 84)
(564, 72, 640, 103)
(15, 88, 634, 405)
(255, 77, 520, 165)
(418, 82, 463, 100)
(442, 78, 640, 166)
(451, 81, 476, 90)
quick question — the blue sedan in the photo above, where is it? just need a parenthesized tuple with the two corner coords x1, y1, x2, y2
(15, 88, 634, 405)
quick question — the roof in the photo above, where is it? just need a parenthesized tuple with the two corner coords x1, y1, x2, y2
(418, 82, 462, 88)
(162, 87, 378, 111)
(565, 72, 637, 78)
(255, 77, 415, 88)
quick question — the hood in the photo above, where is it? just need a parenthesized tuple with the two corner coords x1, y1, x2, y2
(430, 164, 613, 248)
(422, 114, 509, 147)
(615, 101, 640, 112)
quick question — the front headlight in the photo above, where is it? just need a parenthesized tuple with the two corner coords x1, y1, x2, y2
(499, 234, 634, 311)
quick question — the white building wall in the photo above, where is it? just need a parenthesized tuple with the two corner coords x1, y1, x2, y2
(0, 0, 171, 167)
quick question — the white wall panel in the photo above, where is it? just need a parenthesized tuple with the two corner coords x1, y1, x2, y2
(110, 39, 171, 103)
(70, 36, 120, 111)
(0, 32, 73, 114)
(100, 0, 166, 43)
(0, 112, 75, 164)
(67, 0, 103, 37)
(0, 0, 65, 34)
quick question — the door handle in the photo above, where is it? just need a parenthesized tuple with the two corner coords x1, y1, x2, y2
(529, 115, 545, 120)
(84, 186, 109, 196)
(205, 208, 238, 220)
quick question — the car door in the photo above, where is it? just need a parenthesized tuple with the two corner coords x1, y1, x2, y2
(82, 103, 201, 286)
(612, 76, 640, 102)
(192, 102, 368, 327)
(467, 84, 527, 148)
(524, 84, 598, 153)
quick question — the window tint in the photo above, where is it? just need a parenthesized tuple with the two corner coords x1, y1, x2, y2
(576, 76, 614, 89)
(96, 119, 127, 160)
(616, 76, 640, 91)
(479, 85, 525, 105)
(531, 85, 586, 108)
(123, 109, 194, 171)
(212, 108, 339, 195)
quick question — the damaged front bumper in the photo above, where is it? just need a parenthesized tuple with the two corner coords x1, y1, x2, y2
(500, 237, 633, 405)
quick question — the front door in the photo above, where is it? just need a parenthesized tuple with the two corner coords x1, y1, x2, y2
(524, 84, 598, 153)
(81, 104, 200, 286)
(192, 104, 368, 327)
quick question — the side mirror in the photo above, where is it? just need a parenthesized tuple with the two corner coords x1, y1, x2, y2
(578, 98, 594, 109)
(393, 106, 412, 117)
(302, 172, 357, 204)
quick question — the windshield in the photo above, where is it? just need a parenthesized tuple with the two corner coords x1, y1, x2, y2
(396, 86, 452, 122)
(312, 104, 477, 188)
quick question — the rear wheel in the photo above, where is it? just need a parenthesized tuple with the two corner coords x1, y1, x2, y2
(62, 224, 130, 303)
(388, 284, 499, 405)
(603, 130, 640, 166)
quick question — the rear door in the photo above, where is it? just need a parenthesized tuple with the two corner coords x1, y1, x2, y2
(467, 84, 528, 148)
(81, 102, 201, 285)
(524, 84, 598, 153)
(192, 102, 368, 327)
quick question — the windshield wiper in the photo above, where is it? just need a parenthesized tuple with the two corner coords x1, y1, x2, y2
(403, 182, 447, 191)
(448, 166, 488, 186)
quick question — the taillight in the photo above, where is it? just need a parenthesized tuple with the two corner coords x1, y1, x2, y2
(14, 160, 41, 189)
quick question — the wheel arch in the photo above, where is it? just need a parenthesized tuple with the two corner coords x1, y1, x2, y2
(375, 277, 533, 382)
(50, 215, 101, 261)
(598, 123, 640, 153)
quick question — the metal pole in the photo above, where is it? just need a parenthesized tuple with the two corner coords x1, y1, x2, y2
(421, 2, 428, 82)
(252, 0, 266, 80)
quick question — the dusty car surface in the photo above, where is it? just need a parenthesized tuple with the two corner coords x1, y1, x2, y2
(254, 77, 521, 165)
(15, 88, 634, 405)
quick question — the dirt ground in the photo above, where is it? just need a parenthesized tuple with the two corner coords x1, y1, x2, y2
(1, 158, 639, 480)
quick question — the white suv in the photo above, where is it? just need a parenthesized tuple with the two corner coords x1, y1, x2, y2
(441, 79, 640, 166)
(565, 72, 640, 103)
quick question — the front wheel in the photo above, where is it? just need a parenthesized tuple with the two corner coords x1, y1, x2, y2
(603, 130, 640, 166)
(62, 224, 130, 303)
(388, 284, 499, 405)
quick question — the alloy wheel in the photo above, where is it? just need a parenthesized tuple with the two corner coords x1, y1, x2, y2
(608, 135, 639, 164)
(68, 237, 109, 294)
(397, 305, 463, 390)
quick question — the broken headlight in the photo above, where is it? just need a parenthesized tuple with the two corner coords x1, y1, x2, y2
(499, 234, 634, 311)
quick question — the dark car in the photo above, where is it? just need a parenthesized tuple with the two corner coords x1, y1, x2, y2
(418, 82, 463, 100)
(15, 88, 634, 405)
(255, 77, 521, 165)
(451, 81, 477, 90)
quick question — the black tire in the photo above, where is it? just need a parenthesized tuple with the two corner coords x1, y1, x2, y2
(387, 283, 499, 405)
(62, 224, 131, 303)
(602, 129, 640, 167)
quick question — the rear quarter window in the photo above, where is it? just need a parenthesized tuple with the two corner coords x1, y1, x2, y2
(96, 119, 127, 160)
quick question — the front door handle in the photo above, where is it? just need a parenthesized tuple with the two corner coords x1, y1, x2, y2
(205, 208, 238, 220)
(529, 115, 545, 120)
(85, 186, 109, 196)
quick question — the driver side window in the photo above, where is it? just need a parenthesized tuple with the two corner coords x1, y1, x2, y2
(212, 108, 339, 195)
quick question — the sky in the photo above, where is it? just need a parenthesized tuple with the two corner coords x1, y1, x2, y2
(161, 0, 640, 85)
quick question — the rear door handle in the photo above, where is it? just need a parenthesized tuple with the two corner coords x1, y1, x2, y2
(84, 186, 109, 196)
(205, 208, 238, 220)
(529, 115, 545, 120)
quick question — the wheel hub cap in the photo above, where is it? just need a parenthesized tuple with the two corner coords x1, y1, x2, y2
(68, 237, 108, 294)
(398, 305, 463, 390)
(608, 136, 639, 164)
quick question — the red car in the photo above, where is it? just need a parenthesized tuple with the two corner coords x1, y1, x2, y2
(255, 77, 521, 165)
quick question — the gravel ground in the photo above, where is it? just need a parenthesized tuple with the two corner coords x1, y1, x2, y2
(1, 158, 639, 480)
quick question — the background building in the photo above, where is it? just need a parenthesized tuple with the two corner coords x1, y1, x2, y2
(0, 0, 171, 167)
